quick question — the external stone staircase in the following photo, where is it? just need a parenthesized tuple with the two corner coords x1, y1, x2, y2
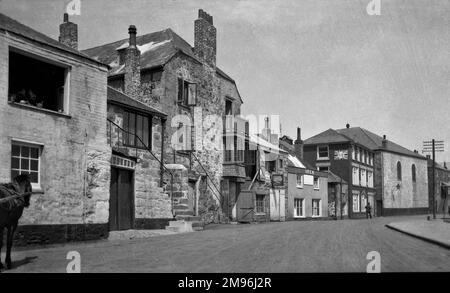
(165, 197, 204, 233)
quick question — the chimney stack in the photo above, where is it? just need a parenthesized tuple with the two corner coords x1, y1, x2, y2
(346, 123, 350, 129)
(59, 13, 78, 50)
(124, 25, 141, 100)
(444, 162, 447, 169)
(294, 127, 304, 160)
(194, 9, 217, 68)
(382, 135, 387, 148)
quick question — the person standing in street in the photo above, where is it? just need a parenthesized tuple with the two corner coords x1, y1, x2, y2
(365, 202, 372, 219)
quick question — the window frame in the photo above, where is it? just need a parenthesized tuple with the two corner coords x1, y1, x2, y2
(11, 140, 43, 192)
(313, 177, 320, 190)
(317, 145, 329, 160)
(397, 161, 402, 181)
(312, 199, 322, 217)
(296, 174, 304, 188)
(294, 198, 305, 218)
(177, 78, 197, 107)
(352, 194, 360, 212)
(122, 110, 152, 149)
(8, 47, 71, 116)
(255, 194, 265, 214)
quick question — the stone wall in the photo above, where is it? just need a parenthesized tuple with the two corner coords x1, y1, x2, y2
(0, 32, 111, 227)
(107, 103, 172, 220)
(381, 152, 428, 209)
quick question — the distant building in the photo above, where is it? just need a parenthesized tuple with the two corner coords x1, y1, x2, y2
(427, 160, 450, 216)
(285, 154, 328, 220)
(303, 125, 428, 218)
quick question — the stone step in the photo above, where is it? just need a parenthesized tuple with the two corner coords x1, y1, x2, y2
(165, 220, 194, 233)
(175, 215, 201, 221)
(174, 210, 194, 216)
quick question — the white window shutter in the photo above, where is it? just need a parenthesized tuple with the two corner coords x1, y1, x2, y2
(188, 83, 197, 106)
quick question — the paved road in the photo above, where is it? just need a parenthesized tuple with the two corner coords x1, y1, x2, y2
(3, 216, 450, 272)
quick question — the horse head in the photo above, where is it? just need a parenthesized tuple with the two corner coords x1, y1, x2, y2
(13, 174, 32, 208)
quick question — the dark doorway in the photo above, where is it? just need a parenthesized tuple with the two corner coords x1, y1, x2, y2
(109, 167, 134, 231)
(376, 200, 383, 217)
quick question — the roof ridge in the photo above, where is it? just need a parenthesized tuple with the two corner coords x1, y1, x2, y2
(359, 128, 381, 149)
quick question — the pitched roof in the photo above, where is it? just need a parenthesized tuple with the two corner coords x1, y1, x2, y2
(336, 127, 425, 159)
(328, 171, 347, 184)
(303, 128, 351, 145)
(83, 28, 197, 76)
(287, 155, 306, 169)
(107, 86, 166, 117)
(83, 27, 243, 103)
(0, 13, 107, 67)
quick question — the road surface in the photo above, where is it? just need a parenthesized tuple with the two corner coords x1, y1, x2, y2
(3, 216, 450, 272)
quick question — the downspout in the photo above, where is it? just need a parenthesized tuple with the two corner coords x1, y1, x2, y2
(160, 118, 166, 187)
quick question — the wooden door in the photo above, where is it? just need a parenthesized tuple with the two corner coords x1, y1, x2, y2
(109, 167, 134, 231)
(237, 190, 255, 222)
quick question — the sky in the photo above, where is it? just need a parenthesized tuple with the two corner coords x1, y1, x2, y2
(1, 0, 449, 162)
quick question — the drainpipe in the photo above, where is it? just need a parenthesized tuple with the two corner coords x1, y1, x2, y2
(160, 118, 166, 187)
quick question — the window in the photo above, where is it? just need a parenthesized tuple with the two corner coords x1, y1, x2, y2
(353, 167, 359, 186)
(265, 160, 276, 173)
(317, 145, 329, 159)
(397, 161, 402, 181)
(177, 78, 197, 106)
(278, 159, 284, 170)
(313, 177, 320, 190)
(318, 166, 329, 172)
(368, 171, 373, 188)
(294, 198, 305, 217)
(123, 111, 151, 148)
(352, 146, 355, 160)
(11, 142, 41, 189)
(225, 99, 233, 115)
(312, 199, 321, 217)
(361, 169, 366, 187)
(412, 164, 416, 183)
(256, 194, 265, 214)
(8, 49, 69, 113)
(223, 134, 244, 163)
(296, 174, 304, 188)
(356, 148, 360, 161)
(352, 194, 360, 212)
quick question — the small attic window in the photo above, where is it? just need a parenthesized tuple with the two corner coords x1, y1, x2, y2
(8, 49, 69, 114)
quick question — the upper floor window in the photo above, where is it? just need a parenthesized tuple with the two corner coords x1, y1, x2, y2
(296, 174, 304, 188)
(123, 111, 151, 149)
(352, 146, 355, 160)
(318, 166, 329, 172)
(8, 49, 69, 114)
(397, 161, 402, 181)
(412, 164, 416, 183)
(177, 78, 197, 107)
(225, 99, 233, 115)
(356, 147, 360, 161)
(317, 145, 329, 159)
(313, 177, 320, 190)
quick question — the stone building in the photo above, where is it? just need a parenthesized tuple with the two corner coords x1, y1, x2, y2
(427, 160, 450, 217)
(83, 9, 245, 224)
(0, 13, 111, 244)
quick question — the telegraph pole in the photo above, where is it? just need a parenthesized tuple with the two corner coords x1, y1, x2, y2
(423, 139, 445, 220)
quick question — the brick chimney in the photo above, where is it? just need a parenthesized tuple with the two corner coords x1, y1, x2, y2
(59, 13, 78, 50)
(194, 9, 217, 67)
(382, 135, 387, 148)
(124, 25, 141, 99)
(294, 127, 304, 160)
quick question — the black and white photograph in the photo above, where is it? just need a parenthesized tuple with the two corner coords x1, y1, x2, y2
(0, 0, 449, 280)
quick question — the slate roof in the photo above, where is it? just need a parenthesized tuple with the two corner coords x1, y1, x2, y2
(0, 13, 107, 67)
(303, 128, 350, 145)
(107, 86, 166, 117)
(336, 127, 425, 159)
(83, 28, 243, 103)
(305, 126, 425, 160)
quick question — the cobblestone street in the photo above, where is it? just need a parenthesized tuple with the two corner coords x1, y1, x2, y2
(3, 216, 450, 273)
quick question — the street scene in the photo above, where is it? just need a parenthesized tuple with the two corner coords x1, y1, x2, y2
(0, 0, 449, 274)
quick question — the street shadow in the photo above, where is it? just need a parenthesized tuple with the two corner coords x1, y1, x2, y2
(10, 256, 38, 270)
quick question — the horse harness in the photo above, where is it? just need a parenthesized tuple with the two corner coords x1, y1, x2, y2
(0, 183, 28, 211)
